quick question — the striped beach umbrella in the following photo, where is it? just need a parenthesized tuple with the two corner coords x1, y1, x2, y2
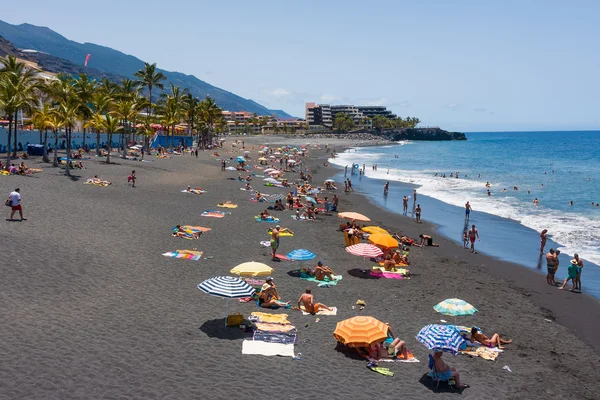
(433, 299, 478, 317)
(416, 324, 465, 355)
(345, 243, 384, 259)
(198, 276, 256, 327)
(333, 316, 389, 347)
(286, 249, 316, 261)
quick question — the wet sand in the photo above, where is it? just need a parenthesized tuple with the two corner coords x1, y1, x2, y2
(0, 137, 598, 399)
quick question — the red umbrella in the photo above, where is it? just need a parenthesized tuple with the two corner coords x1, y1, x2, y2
(345, 243, 383, 258)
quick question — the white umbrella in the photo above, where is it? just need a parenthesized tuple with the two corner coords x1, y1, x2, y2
(198, 276, 256, 327)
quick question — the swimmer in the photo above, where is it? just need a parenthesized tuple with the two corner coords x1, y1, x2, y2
(533, 198, 539, 205)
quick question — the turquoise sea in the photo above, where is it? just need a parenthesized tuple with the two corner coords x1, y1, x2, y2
(329, 131, 600, 297)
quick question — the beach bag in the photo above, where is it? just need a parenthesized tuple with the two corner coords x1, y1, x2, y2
(226, 312, 244, 327)
(5, 199, 11, 207)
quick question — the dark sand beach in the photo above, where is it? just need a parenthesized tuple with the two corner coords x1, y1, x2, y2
(1, 136, 599, 399)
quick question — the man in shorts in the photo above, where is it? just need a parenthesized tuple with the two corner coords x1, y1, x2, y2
(297, 288, 331, 315)
(270, 226, 280, 261)
(545, 249, 557, 285)
(8, 188, 25, 221)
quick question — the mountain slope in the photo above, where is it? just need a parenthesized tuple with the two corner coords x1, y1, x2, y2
(0, 21, 292, 118)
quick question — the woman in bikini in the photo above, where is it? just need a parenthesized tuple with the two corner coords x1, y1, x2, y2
(470, 327, 512, 349)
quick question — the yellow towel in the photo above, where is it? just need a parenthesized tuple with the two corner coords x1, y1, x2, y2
(251, 312, 290, 324)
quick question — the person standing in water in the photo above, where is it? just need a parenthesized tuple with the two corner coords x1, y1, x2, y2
(402, 196, 409, 216)
(465, 201, 472, 222)
(384, 182, 389, 195)
(415, 204, 422, 223)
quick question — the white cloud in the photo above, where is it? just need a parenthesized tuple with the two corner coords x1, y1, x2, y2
(358, 98, 388, 106)
(444, 103, 462, 111)
(263, 88, 291, 97)
(319, 94, 339, 103)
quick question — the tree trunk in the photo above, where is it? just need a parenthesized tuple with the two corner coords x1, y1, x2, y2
(82, 125, 86, 147)
(6, 115, 12, 166)
(43, 130, 49, 162)
(12, 110, 18, 158)
(96, 132, 100, 156)
(65, 127, 72, 176)
(122, 119, 128, 159)
(106, 133, 112, 163)
(53, 131, 59, 167)
(39, 129, 43, 144)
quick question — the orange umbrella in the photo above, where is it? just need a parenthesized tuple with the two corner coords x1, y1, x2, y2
(368, 233, 398, 249)
(338, 212, 371, 222)
(361, 226, 389, 235)
(333, 316, 389, 347)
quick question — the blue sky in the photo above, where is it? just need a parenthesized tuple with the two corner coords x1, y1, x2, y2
(5, 0, 600, 131)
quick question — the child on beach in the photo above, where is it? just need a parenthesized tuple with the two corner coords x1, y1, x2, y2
(128, 170, 136, 187)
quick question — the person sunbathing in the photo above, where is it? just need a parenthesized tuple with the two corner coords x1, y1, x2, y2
(274, 200, 286, 211)
(297, 288, 331, 315)
(314, 261, 335, 280)
(416, 234, 439, 247)
(255, 191, 264, 201)
(75, 161, 84, 169)
(382, 254, 398, 271)
(172, 225, 201, 239)
(470, 327, 512, 349)
(18, 161, 29, 174)
(293, 199, 304, 208)
(88, 175, 112, 185)
(260, 209, 271, 219)
(259, 286, 289, 308)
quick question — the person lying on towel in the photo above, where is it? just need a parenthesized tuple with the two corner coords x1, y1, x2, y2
(470, 327, 512, 349)
(172, 225, 201, 239)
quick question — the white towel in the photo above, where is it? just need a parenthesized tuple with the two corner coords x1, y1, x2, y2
(242, 340, 295, 357)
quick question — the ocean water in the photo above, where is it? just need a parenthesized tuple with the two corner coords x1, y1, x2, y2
(329, 131, 600, 296)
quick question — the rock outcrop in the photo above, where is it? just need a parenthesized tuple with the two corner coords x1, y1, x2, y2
(384, 128, 466, 141)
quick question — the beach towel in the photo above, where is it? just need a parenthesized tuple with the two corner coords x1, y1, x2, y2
(202, 211, 226, 218)
(378, 261, 408, 268)
(162, 250, 203, 261)
(181, 189, 205, 194)
(181, 226, 211, 232)
(254, 216, 280, 223)
(300, 306, 338, 316)
(290, 215, 315, 221)
(371, 266, 409, 280)
(273, 254, 292, 261)
(268, 229, 293, 237)
(253, 331, 297, 344)
(242, 340, 295, 357)
(250, 312, 291, 324)
(371, 350, 420, 363)
(217, 202, 238, 208)
(299, 273, 342, 286)
(367, 366, 394, 376)
(254, 322, 297, 333)
(84, 179, 111, 186)
(460, 343, 502, 361)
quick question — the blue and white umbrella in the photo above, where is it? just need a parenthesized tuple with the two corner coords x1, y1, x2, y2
(198, 276, 256, 327)
(304, 196, 316, 204)
(236, 156, 246, 163)
(416, 324, 465, 355)
(287, 249, 316, 261)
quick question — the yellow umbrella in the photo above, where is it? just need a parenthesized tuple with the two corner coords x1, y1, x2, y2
(361, 226, 389, 235)
(333, 316, 389, 347)
(230, 261, 274, 277)
(258, 157, 267, 161)
(338, 212, 371, 222)
(368, 233, 398, 249)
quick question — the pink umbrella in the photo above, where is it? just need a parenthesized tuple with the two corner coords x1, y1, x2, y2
(345, 243, 384, 258)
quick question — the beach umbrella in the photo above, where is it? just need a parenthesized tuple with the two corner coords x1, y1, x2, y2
(433, 299, 478, 317)
(338, 212, 371, 222)
(225, 166, 237, 171)
(287, 249, 316, 269)
(416, 324, 465, 355)
(197, 276, 256, 327)
(236, 156, 245, 163)
(269, 155, 276, 159)
(230, 261, 274, 277)
(263, 177, 279, 183)
(361, 226, 389, 235)
(244, 150, 250, 154)
(368, 233, 398, 250)
(324, 179, 335, 183)
(304, 196, 316, 204)
(345, 243, 383, 258)
(333, 316, 389, 347)
(258, 157, 267, 161)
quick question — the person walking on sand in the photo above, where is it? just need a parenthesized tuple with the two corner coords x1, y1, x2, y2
(347, 178, 354, 191)
(402, 196, 409, 215)
(7, 188, 25, 221)
(270, 226, 280, 261)
(384, 182, 389, 195)
(559, 257, 581, 291)
(128, 170, 136, 187)
(415, 204, 422, 223)
(540, 229, 548, 253)
(545, 248, 557, 285)
(468, 224, 479, 253)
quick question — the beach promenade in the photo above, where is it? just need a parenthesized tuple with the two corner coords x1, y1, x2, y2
(1, 135, 598, 399)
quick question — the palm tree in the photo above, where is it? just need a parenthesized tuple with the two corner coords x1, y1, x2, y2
(134, 62, 166, 125)
(88, 92, 114, 155)
(197, 96, 221, 147)
(96, 114, 122, 164)
(73, 73, 95, 147)
(0, 55, 38, 164)
(31, 102, 57, 163)
(55, 96, 80, 176)
(183, 93, 199, 136)
(158, 83, 186, 148)
(113, 98, 140, 158)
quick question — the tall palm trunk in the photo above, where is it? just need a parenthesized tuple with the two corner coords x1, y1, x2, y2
(106, 133, 112, 163)
(43, 130, 49, 162)
(65, 126, 72, 176)
(39, 129, 43, 144)
(53, 130, 59, 167)
(6, 115, 12, 165)
(12, 110, 18, 157)
(96, 132, 100, 156)
(122, 119, 128, 159)
(82, 124, 86, 147)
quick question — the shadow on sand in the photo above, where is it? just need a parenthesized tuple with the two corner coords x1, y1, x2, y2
(347, 268, 381, 280)
(418, 373, 465, 394)
(334, 342, 364, 361)
(199, 318, 250, 341)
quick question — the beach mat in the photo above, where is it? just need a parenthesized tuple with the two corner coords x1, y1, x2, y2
(217, 203, 238, 208)
(162, 251, 203, 261)
(254, 322, 297, 333)
(181, 189, 205, 194)
(242, 340, 295, 357)
(274, 254, 292, 261)
(371, 266, 408, 279)
(250, 312, 290, 324)
(373, 350, 420, 363)
(300, 306, 337, 316)
(300, 274, 342, 286)
(255, 216, 280, 223)
(268, 229, 293, 237)
(290, 215, 315, 221)
(181, 226, 211, 232)
(253, 331, 297, 344)
(202, 211, 226, 218)
(460, 345, 501, 361)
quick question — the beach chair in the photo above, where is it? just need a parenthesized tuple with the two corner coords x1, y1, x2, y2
(427, 354, 455, 390)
